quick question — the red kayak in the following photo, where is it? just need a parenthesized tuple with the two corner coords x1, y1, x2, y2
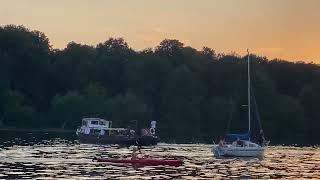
(94, 157, 183, 167)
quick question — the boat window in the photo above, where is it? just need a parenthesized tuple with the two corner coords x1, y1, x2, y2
(99, 121, 106, 125)
(91, 121, 99, 125)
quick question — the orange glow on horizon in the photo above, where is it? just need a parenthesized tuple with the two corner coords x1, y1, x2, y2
(1, 0, 319, 62)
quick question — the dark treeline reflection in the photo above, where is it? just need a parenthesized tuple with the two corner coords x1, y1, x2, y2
(0, 25, 319, 145)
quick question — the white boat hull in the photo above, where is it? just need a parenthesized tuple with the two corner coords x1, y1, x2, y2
(213, 144, 265, 158)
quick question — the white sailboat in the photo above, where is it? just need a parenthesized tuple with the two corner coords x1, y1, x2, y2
(213, 50, 268, 158)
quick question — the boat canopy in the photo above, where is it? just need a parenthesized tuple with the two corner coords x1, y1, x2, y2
(224, 132, 250, 142)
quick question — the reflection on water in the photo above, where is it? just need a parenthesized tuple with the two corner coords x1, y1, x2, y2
(0, 133, 319, 179)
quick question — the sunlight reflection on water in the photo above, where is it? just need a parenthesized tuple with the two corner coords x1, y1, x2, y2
(0, 140, 319, 179)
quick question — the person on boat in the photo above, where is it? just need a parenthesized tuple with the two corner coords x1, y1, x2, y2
(131, 147, 142, 160)
(98, 129, 105, 138)
(236, 138, 244, 146)
(218, 139, 224, 146)
(258, 129, 266, 146)
(232, 139, 237, 146)
(99, 129, 105, 136)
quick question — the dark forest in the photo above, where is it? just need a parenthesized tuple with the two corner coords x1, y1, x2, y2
(1, 25, 319, 145)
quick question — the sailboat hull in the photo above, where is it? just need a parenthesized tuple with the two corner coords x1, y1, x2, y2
(213, 145, 265, 158)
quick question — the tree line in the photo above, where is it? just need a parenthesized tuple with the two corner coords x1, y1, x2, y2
(0, 25, 319, 145)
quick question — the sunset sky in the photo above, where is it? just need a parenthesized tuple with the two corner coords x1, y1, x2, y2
(1, 0, 319, 62)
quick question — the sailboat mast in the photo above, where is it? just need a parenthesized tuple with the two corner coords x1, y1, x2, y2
(247, 49, 251, 134)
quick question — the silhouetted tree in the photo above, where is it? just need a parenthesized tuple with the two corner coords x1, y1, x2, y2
(1, 25, 320, 144)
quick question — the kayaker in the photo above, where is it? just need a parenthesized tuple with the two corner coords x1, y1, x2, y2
(131, 147, 142, 160)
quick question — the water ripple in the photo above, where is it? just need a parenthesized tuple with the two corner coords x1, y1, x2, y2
(0, 141, 319, 179)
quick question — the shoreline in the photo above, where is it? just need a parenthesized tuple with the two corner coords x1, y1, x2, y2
(0, 127, 75, 133)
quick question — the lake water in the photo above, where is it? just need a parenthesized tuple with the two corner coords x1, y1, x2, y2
(0, 132, 319, 179)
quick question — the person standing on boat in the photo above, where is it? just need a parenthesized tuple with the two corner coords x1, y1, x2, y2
(258, 129, 266, 146)
(218, 139, 224, 146)
(98, 129, 105, 138)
